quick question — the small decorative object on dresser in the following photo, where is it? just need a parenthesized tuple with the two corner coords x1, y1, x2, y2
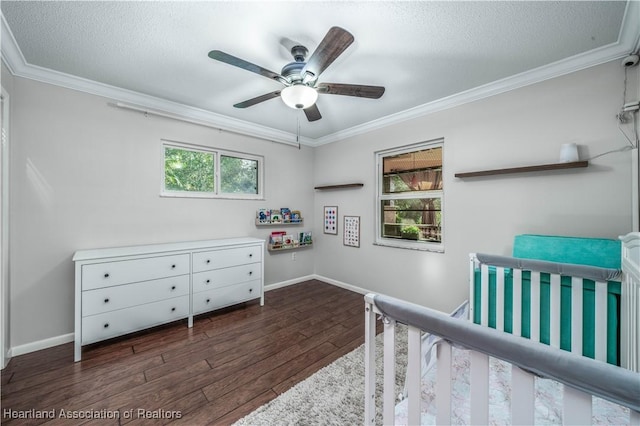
(73, 237, 264, 362)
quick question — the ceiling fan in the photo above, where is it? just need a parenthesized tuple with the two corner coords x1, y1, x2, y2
(208, 26, 385, 122)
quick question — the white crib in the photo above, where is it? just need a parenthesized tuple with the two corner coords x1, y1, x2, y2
(364, 232, 640, 425)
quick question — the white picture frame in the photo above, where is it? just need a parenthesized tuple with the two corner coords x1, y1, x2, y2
(324, 206, 338, 235)
(343, 215, 360, 247)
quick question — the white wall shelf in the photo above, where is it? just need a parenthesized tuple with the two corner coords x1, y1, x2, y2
(267, 243, 313, 252)
(256, 219, 303, 226)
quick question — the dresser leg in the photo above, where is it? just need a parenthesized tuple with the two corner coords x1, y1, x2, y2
(74, 343, 81, 362)
(188, 315, 193, 328)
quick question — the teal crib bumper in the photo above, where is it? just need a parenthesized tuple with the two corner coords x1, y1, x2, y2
(472, 269, 621, 365)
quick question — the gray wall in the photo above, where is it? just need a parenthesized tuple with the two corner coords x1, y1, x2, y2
(3, 58, 638, 350)
(6, 75, 315, 348)
(313, 60, 636, 313)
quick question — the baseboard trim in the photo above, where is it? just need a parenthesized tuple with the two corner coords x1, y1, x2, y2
(10, 332, 74, 357)
(7, 275, 375, 358)
(264, 275, 316, 292)
(310, 274, 371, 295)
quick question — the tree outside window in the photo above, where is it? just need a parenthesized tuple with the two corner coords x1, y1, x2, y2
(162, 142, 263, 199)
(376, 141, 443, 251)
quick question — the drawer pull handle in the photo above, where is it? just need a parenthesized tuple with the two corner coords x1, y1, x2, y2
(171, 264, 176, 269)
(104, 273, 110, 278)
(249, 288, 253, 293)
(104, 323, 109, 328)
(104, 298, 110, 303)
(249, 271, 253, 276)
(171, 285, 176, 290)
(249, 254, 253, 258)
(206, 279, 210, 284)
(206, 298, 210, 303)
(206, 259, 211, 264)
(171, 307, 176, 312)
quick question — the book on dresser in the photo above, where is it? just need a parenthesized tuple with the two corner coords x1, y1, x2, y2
(73, 237, 265, 361)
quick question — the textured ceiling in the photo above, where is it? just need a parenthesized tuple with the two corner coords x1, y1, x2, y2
(1, 1, 637, 143)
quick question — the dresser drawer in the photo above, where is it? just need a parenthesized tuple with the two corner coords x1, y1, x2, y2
(192, 280, 261, 315)
(192, 245, 262, 273)
(82, 295, 189, 344)
(82, 274, 189, 317)
(82, 254, 190, 290)
(192, 264, 261, 293)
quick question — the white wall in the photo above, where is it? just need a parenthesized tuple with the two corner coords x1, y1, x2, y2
(7, 76, 316, 348)
(313, 60, 635, 313)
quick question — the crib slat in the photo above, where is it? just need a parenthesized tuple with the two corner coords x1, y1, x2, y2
(571, 277, 583, 355)
(513, 268, 523, 337)
(550, 273, 561, 348)
(563, 385, 592, 425)
(496, 266, 505, 331)
(470, 351, 489, 425)
(364, 301, 376, 425)
(407, 326, 422, 426)
(511, 365, 535, 425)
(481, 264, 490, 327)
(530, 271, 541, 343)
(469, 255, 477, 325)
(594, 280, 607, 362)
(621, 273, 639, 371)
(436, 342, 452, 425)
(383, 319, 396, 426)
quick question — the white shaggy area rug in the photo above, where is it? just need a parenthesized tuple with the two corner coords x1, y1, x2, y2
(233, 326, 408, 426)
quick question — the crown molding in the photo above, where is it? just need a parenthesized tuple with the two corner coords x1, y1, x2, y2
(313, 0, 640, 146)
(2, 1, 639, 148)
(0, 13, 310, 147)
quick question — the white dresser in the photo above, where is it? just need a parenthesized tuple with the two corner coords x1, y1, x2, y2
(73, 237, 264, 361)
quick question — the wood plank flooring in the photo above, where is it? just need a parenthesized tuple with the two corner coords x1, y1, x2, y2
(1, 280, 379, 425)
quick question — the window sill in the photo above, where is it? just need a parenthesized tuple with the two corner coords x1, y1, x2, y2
(373, 240, 444, 253)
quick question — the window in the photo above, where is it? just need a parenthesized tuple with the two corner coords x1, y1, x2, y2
(375, 140, 443, 251)
(162, 141, 263, 199)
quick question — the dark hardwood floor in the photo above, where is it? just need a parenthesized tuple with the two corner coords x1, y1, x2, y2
(1, 280, 378, 425)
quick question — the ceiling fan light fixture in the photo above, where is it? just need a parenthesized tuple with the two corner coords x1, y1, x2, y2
(281, 85, 318, 109)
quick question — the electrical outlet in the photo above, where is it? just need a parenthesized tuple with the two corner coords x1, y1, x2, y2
(291, 252, 296, 261)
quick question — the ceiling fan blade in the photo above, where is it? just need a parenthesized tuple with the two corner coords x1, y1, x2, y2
(304, 104, 322, 122)
(208, 50, 284, 83)
(302, 27, 354, 80)
(233, 91, 281, 108)
(317, 83, 385, 99)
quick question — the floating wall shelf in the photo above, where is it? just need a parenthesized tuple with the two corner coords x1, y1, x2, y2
(314, 183, 364, 190)
(267, 243, 313, 252)
(256, 219, 303, 226)
(455, 161, 588, 178)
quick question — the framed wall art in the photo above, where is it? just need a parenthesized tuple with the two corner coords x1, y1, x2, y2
(343, 215, 360, 247)
(323, 206, 338, 235)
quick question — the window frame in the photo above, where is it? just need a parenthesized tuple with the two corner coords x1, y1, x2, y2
(161, 140, 264, 200)
(374, 139, 444, 252)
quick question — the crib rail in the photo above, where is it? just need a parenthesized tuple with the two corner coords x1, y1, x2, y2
(470, 253, 621, 363)
(364, 292, 640, 426)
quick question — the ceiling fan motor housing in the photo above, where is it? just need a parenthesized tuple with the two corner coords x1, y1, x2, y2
(281, 45, 310, 84)
(281, 61, 305, 83)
